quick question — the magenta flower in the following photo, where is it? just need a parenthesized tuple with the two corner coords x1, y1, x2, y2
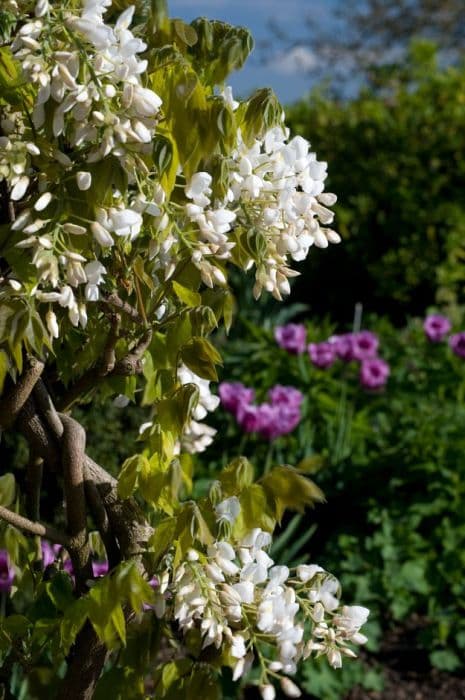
(41, 540, 62, 567)
(308, 341, 337, 369)
(449, 332, 465, 358)
(424, 314, 451, 342)
(219, 382, 255, 416)
(92, 559, 109, 577)
(0, 550, 14, 593)
(268, 385, 304, 409)
(351, 331, 379, 360)
(328, 334, 354, 361)
(359, 358, 390, 390)
(236, 403, 264, 433)
(274, 324, 307, 354)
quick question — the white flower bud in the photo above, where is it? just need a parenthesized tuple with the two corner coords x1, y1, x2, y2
(46, 309, 59, 339)
(63, 223, 87, 235)
(260, 685, 276, 700)
(91, 221, 113, 247)
(280, 678, 302, 698)
(11, 176, 29, 201)
(76, 171, 92, 191)
(35, 0, 49, 17)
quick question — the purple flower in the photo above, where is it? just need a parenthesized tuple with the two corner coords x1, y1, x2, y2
(274, 324, 307, 354)
(424, 314, 451, 342)
(92, 559, 109, 577)
(449, 332, 465, 358)
(308, 341, 337, 369)
(219, 382, 255, 416)
(0, 550, 14, 593)
(351, 331, 379, 361)
(328, 334, 355, 361)
(257, 403, 302, 440)
(41, 540, 62, 567)
(236, 403, 264, 433)
(268, 385, 304, 409)
(359, 358, 390, 390)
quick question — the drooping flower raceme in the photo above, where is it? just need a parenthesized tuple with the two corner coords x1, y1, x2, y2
(160, 500, 369, 697)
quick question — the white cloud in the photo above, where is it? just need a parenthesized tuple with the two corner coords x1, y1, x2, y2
(268, 46, 317, 75)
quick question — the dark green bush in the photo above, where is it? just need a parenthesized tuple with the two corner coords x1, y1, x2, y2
(285, 44, 465, 323)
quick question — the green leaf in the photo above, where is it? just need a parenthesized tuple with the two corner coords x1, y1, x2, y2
(234, 484, 275, 538)
(180, 337, 222, 381)
(172, 280, 201, 308)
(0, 472, 15, 507)
(46, 572, 75, 612)
(111, 604, 126, 645)
(261, 466, 325, 523)
(118, 455, 141, 499)
(173, 19, 198, 47)
(60, 599, 88, 655)
(430, 650, 461, 672)
(149, 517, 177, 564)
(219, 457, 254, 496)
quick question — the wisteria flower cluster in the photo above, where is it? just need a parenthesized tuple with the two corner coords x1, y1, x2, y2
(275, 323, 390, 390)
(220, 383, 304, 440)
(1, 0, 340, 345)
(184, 128, 340, 301)
(423, 314, 465, 358)
(159, 499, 369, 698)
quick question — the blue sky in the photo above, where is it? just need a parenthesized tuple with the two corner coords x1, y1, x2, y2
(169, 0, 337, 104)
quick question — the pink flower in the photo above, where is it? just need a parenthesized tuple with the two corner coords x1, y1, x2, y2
(92, 560, 109, 577)
(350, 331, 379, 360)
(308, 341, 337, 369)
(328, 334, 354, 361)
(449, 332, 465, 358)
(219, 382, 255, 416)
(0, 550, 14, 593)
(359, 358, 390, 390)
(274, 324, 307, 354)
(424, 314, 451, 342)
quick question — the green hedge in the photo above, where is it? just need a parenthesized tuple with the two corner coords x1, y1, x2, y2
(285, 44, 465, 324)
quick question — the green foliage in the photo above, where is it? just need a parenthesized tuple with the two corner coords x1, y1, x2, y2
(285, 45, 465, 322)
(194, 307, 465, 695)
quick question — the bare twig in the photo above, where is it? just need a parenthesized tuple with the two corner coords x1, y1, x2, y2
(58, 327, 152, 410)
(0, 504, 70, 546)
(102, 292, 144, 324)
(100, 312, 120, 376)
(113, 328, 152, 376)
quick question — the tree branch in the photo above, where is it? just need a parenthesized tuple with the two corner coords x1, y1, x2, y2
(102, 292, 144, 324)
(0, 358, 44, 430)
(0, 505, 70, 546)
(58, 327, 152, 410)
(84, 479, 120, 569)
(60, 414, 92, 591)
(113, 328, 152, 376)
